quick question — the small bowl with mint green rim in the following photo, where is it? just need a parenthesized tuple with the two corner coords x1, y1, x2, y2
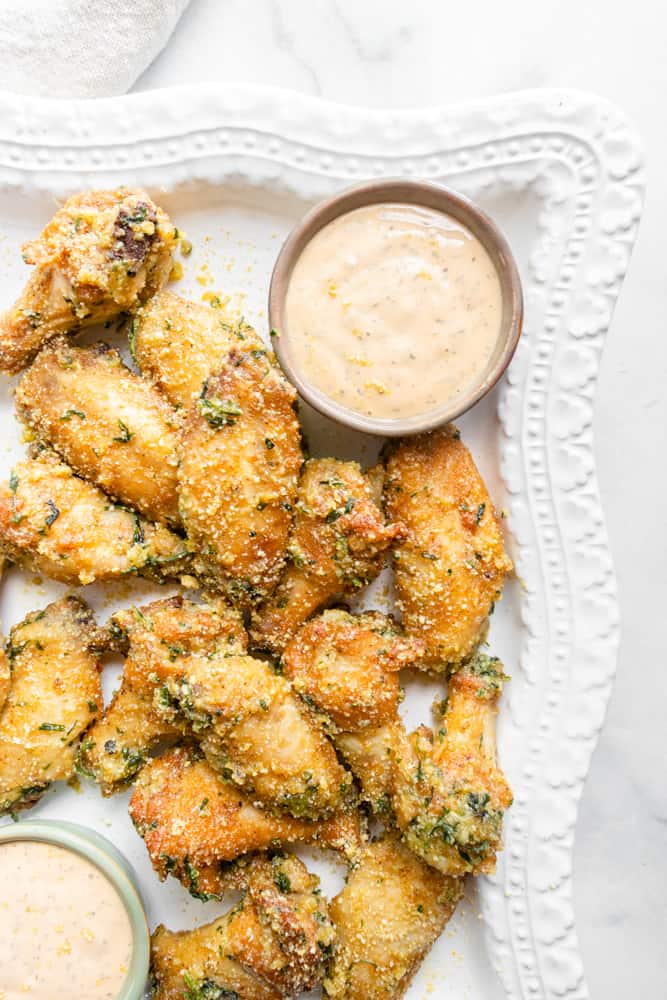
(0, 820, 150, 999)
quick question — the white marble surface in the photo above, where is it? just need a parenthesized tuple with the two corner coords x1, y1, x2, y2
(133, 3, 665, 997)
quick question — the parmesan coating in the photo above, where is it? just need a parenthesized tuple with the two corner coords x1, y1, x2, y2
(324, 835, 463, 1000)
(283, 608, 424, 810)
(130, 746, 364, 898)
(393, 653, 513, 876)
(178, 345, 302, 604)
(251, 458, 405, 655)
(151, 854, 335, 999)
(0, 450, 191, 586)
(385, 425, 512, 671)
(0, 187, 176, 373)
(79, 595, 247, 794)
(0, 597, 102, 814)
(0, 645, 9, 714)
(133, 291, 262, 408)
(16, 338, 181, 527)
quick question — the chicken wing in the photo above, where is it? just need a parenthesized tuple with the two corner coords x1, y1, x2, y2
(130, 746, 363, 898)
(16, 338, 181, 527)
(283, 609, 424, 810)
(0, 451, 190, 586)
(0, 597, 102, 814)
(132, 291, 262, 408)
(251, 459, 405, 655)
(178, 345, 302, 603)
(384, 426, 512, 671)
(151, 853, 335, 1000)
(324, 835, 463, 1000)
(0, 188, 176, 373)
(79, 595, 246, 794)
(393, 653, 512, 876)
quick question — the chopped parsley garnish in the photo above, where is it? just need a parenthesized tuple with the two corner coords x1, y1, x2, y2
(113, 419, 134, 443)
(199, 397, 242, 428)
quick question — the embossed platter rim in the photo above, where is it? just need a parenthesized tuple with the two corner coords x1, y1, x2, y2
(0, 85, 644, 1000)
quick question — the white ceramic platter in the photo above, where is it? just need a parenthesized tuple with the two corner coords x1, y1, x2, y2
(0, 86, 644, 1000)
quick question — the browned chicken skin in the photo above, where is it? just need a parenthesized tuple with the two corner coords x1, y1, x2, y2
(251, 458, 405, 655)
(16, 337, 181, 527)
(0, 188, 176, 373)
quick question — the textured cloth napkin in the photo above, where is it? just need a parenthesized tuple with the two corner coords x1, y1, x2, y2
(0, 0, 191, 97)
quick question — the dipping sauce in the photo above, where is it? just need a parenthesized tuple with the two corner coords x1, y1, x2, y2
(284, 202, 503, 421)
(0, 840, 132, 1000)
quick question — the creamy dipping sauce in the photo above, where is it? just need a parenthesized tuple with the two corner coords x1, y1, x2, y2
(0, 840, 133, 1000)
(284, 202, 503, 420)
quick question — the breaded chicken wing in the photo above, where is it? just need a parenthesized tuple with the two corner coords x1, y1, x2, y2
(79, 595, 246, 794)
(283, 609, 424, 810)
(132, 291, 262, 408)
(251, 459, 405, 655)
(130, 746, 363, 898)
(153, 650, 351, 820)
(394, 653, 512, 876)
(151, 853, 335, 1000)
(178, 345, 302, 603)
(324, 835, 463, 1000)
(16, 338, 181, 527)
(0, 451, 190, 586)
(385, 425, 512, 671)
(0, 188, 176, 373)
(0, 597, 102, 814)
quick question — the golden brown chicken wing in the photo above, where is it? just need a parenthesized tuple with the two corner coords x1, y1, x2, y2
(0, 188, 176, 373)
(151, 853, 335, 1000)
(324, 834, 463, 1000)
(0, 451, 190, 586)
(79, 595, 246, 794)
(251, 459, 405, 655)
(132, 291, 262, 408)
(178, 345, 302, 603)
(130, 746, 363, 898)
(0, 597, 102, 814)
(16, 338, 181, 527)
(384, 426, 512, 671)
(393, 653, 512, 876)
(283, 608, 424, 810)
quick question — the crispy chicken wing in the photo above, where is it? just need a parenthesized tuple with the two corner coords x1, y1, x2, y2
(385, 425, 512, 671)
(130, 746, 363, 898)
(324, 835, 463, 1000)
(132, 291, 262, 408)
(283, 609, 424, 810)
(0, 451, 190, 586)
(0, 188, 176, 373)
(251, 459, 405, 655)
(0, 597, 102, 814)
(178, 345, 302, 603)
(393, 653, 512, 876)
(16, 338, 181, 527)
(151, 854, 335, 1000)
(79, 595, 246, 794)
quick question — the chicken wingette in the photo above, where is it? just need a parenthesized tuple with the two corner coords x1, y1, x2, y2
(151, 853, 335, 1000)
(130, 746, 363, 898)
(0, 597, 102, 814)
(393, 653, 513, 876)
(385, 425, 512, 671)
(283, 608, 424, 811)
(324, 835, 464, 1000)
(0, 451, 190, 586)
(132, 291, 262, 408)
(78, 595, 246, 794)
(0, 187, 176, 373)
(178, 345, 302, 604)
(16, 338, 181, 527)
(251, 458, 405, 655)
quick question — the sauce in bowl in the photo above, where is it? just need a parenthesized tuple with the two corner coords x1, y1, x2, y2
(0, 839, 133, 1000)
(283, 202, 504, 422)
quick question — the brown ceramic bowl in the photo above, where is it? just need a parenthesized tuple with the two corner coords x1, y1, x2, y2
(269, 179, 523, 436)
